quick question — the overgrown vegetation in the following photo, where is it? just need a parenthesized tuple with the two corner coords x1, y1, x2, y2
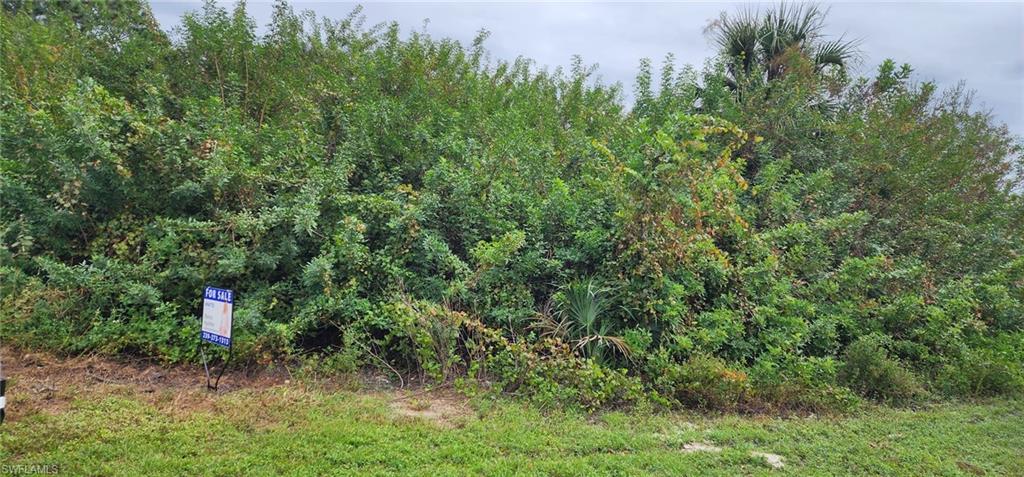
(2, 1, 1022, 412)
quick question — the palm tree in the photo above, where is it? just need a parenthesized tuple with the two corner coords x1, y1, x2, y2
(710, 3, 859, 84)
(532, 278, 631, 364)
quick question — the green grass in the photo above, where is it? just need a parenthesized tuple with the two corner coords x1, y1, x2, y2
(1, 388, 1021, 476)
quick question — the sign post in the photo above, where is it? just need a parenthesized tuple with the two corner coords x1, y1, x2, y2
(0, 376, 6, 424)
(1, 322, 6, 424)
(199, 286, 234, 391)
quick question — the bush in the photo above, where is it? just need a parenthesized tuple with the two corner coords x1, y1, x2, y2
(748, 356, 861, 413)
(839, 337, 924, 404)
(481, 334, 648, 411)
(649, 352, 751, 411)
(293, 350, 361, 387)
(937, 359, 1023, 398)
(935, 335, 1024, 397)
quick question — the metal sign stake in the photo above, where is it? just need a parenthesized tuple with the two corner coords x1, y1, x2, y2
(200, 341, 233, 391)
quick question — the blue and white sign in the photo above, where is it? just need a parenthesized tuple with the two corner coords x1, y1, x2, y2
(1, 376, 6, 424)
(201, 286, 233, 347)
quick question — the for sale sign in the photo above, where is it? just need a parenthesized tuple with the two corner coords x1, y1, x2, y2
(1, 377, 6, 424)
(201, 286, 233, 347)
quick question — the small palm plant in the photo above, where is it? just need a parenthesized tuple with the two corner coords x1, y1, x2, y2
(533, 278, 631, 364)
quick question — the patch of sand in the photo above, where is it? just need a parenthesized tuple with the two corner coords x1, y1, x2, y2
(388, 391, 472, 428)
(751, 451, 785, 469)
(682, 442, 723, 453)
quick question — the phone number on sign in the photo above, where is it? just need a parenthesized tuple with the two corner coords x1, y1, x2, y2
(201, 331, 231, 346)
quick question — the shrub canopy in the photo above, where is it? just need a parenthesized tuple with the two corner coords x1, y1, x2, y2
(2, 1, 1022, 409)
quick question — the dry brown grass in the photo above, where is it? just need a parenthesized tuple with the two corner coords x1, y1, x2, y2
(0, 346, 293, 422)
(1, 346, 474, 432)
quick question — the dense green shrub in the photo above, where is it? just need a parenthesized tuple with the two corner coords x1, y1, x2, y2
(649, 352, 752, 411)
(838, 336, 924, 404)
(747, 356, 861, 413)
(935, 334, 1024, 397)
(2, 1, 1022, 411)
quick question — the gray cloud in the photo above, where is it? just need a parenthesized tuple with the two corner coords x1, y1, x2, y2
(149, 1, 1024, 137)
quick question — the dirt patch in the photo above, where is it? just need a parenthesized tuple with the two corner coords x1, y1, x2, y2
(0, 346, 465, 429)
(388, 390, 473, 429)
(0, 346, 292, 422)
(682, 442, 723, 453)
(751, 451, 785, 469)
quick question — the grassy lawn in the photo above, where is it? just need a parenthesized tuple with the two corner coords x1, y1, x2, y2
(1, 384, 1021, 476)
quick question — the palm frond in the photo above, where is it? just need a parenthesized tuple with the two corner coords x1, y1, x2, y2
(712, 8, 762, 76)
(573, 334, 633, 360)
(553, 277, 631, 363)
(529, 299, 572, 340)
(814, 36, 861, 71)
(563, 277, 609, 334)
(789, 3, 826, 45)
(711, 2, 860, 81)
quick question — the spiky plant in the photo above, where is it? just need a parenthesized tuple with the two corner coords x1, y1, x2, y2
(533, 278, 631, 364)
(710, 3, 859, 84)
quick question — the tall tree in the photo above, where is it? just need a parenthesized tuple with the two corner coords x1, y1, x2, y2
(709, 3, 859, 84)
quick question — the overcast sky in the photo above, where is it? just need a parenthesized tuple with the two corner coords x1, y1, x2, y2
(149, 1, 1024, 137)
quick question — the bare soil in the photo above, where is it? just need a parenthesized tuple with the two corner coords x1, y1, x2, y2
(388, 389, 473, 428)
(0, 347, 470, 427)
(0, 346, 291, 421)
